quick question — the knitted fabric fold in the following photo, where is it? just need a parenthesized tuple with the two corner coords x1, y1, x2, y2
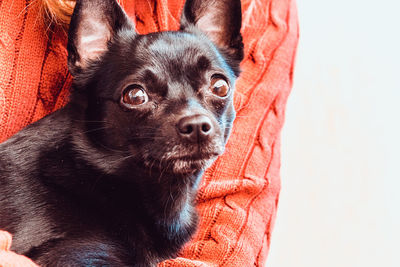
(0, 0, 298, 266)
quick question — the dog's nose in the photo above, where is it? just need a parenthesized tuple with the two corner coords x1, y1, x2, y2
(177, 115, 214, 142)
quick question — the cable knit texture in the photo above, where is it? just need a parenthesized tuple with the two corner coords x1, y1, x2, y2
(0, 0, 298, 266)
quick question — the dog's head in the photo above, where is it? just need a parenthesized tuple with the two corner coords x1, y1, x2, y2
(68, 0, 243, 175)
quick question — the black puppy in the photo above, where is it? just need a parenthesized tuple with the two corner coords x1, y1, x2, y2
(0, 0, 243, 265)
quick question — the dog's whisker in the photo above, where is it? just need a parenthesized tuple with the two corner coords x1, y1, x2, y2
(82, 127, 110, 134)
(130, 136, 167, 139)
(97, 143, 126, 153)
(73, 119, 111, 124)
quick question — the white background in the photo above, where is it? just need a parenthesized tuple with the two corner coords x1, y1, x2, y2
(267, 0, 400, 266)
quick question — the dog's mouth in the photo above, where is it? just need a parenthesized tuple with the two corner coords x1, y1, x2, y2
(169, 155, 218, 174)
(143, 145, 224, 175)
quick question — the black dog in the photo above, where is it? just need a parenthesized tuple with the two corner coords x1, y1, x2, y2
(0, 0, 243, 265)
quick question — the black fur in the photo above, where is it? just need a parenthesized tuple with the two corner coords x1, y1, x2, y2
(0, 0, 243, 266)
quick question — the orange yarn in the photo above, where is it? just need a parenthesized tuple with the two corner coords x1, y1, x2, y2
(0, 0, 298, 266)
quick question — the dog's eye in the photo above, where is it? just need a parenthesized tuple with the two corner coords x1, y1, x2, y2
(210, 77, 230, 98)
(121, 85, 148, 107)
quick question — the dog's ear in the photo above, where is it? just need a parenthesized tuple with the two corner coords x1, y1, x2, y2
(180, 0, 244, 61)
(67, 0, 134, 75)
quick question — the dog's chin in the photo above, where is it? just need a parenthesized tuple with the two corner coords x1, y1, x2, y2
(140, 140, 225, 175)
(170, 156, 217, 175)
(142, 148, 223, 176)
(165, 144, 225, 175)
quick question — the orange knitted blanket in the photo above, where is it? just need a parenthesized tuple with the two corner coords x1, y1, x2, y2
(0, 0, 298, 265)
